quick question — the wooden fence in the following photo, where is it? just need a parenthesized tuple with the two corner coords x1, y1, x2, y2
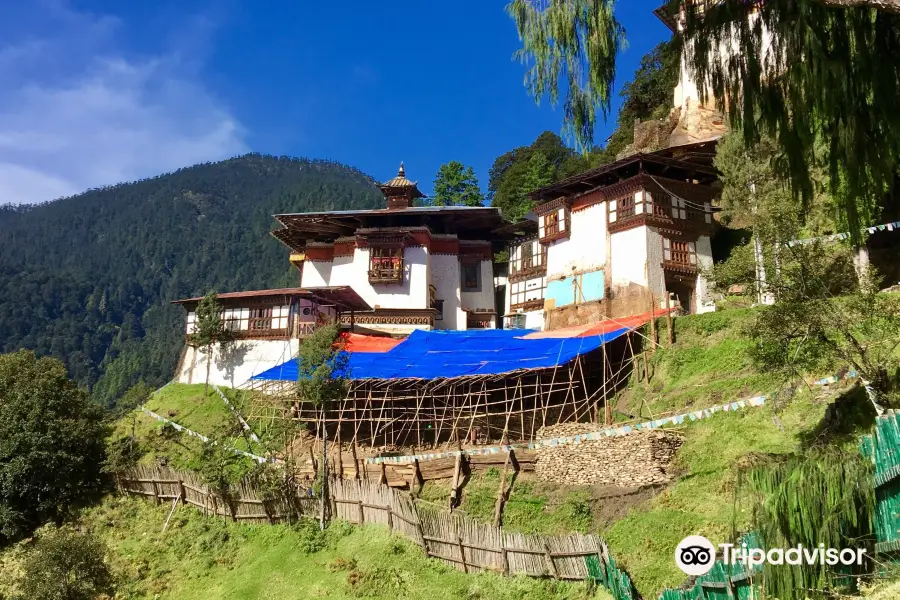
(119, 464, 634, 591)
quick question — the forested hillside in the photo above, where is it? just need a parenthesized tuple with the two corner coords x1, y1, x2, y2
(0, 155, 382, 406)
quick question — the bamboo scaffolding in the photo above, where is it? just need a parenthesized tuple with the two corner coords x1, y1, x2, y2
(245, 335, 637, 449)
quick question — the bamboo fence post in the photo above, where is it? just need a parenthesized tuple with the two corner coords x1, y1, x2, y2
(501, 542, 510, 575)
(357, 500, 365, 525)
(386, 505, 394, 531)
(179, 479, 187, 506)
(151, 480, 161, 505)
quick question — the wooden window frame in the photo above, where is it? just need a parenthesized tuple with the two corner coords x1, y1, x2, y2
(662, 237, 698, 272)
(368, 246, 404, 284)
(538, 203, 571, 243)
(461, 259, 481, 292)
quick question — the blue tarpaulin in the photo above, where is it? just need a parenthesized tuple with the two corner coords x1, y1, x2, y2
(251, 326, 631, 382)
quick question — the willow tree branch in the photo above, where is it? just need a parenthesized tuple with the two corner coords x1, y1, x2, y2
(815, 0, 900, 14)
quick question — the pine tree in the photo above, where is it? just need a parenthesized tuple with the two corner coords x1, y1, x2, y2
(189, 291, 231, 395)
(433, 161, 485, 207)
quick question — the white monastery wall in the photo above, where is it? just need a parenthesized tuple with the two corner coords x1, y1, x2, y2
(545, 203, 607, 280)
(429, 253, 464, 330)
(610, 226, 649, 289)
(329, 246, 430, 310)
(645, 227, 667, 301)
(176, 338, 299, 389)
(460, 259, 495, 312)
(301, 260, 331, 287)
(695, 235, 715, 314)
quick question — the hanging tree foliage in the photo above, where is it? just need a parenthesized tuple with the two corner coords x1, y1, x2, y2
(507, 0, 625, 152)
(508, 0, 900, 236)
(678, 0, 900, 240)
(740, 449, 875, 599)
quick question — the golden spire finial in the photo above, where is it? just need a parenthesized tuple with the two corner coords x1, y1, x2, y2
(398, 162, 405, 178)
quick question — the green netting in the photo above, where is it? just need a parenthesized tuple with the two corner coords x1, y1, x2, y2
(585, 550, 637, 600)
(866, 412, 900, 550)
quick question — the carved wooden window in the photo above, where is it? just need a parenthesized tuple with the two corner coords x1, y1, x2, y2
(663, 238, 697, 268)
(368, 246, 404, 284)
(509, 239, 546, 280)
(617, 195, 636, 219)
(538, 205, 570, 243)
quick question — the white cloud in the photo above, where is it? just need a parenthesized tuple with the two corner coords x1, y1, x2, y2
(0, 3, 248, 204)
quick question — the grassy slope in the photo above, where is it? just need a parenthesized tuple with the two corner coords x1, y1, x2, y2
(0, 497, 613, 600)
(418, 308, 864, 597)
(108, 384, 265, 483)
(123, 311, 882, 598)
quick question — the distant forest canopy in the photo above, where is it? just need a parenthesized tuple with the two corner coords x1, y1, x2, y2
(0, 154, 383, 407)
(0, 39, 679, 409)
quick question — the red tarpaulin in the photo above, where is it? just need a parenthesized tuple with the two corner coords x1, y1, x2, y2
(339, 333, 405, 353)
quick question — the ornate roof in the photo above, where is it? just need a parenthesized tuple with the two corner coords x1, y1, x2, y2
(379, 162, 424, 198)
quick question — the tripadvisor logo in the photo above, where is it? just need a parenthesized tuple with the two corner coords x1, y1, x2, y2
(675, 535, 867, 576)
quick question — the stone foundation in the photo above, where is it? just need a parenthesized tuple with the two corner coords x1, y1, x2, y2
(534, 423, 684, 487)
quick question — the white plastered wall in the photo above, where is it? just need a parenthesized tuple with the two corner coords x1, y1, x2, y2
(176, 338, 300, 389)
(430, 253, 464, 330)
(645, 227, 667, 302)
(610, 225, 650, 289)
(695, 235, 716, 313)
(301, 260, 332, 287)
(329, 246, 430, 310)
(546, 203, 607, 281)
(460, 259, 495, 313)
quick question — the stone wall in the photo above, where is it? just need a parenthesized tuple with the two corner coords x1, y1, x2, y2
(534, 423, 684, 487)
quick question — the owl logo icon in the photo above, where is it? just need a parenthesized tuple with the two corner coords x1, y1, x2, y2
(675, 535, 716, 576)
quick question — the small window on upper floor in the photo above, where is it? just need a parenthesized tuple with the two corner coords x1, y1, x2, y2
(368, 246, 404, 284)
(461, 260, 480, 292)
(538, 204, 570, 243)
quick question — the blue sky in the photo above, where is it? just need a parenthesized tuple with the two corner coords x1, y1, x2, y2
(0, 0, 672, 204)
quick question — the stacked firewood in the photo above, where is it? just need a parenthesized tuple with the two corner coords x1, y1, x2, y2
(534, 423, 683, 487)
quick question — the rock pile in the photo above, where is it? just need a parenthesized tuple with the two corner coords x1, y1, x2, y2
(534, 423, 684, 487)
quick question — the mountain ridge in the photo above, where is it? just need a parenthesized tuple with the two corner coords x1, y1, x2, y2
(0, 153, 384, 405)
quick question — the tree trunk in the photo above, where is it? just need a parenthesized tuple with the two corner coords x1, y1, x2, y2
(320, 406, 328, 531)
(204, 344, 212, 395)
(853, 244, 873, 291)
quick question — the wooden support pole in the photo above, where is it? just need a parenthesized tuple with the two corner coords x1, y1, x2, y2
(351, 443, 360, 480)
(493, 449, 519, 527)
(649, 291, 658, 352)
(665, 291, 674, 346)
(450, 452, 464, 510)
(411, 459, 424, 497)
(151, 480, 161, 505)
(457, 534, 469, 574)
(543, 541, 559, 578)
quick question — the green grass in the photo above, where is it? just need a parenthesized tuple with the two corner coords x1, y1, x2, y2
(110, 383, 262, 473)
(419, 470, 594, 535)
(0, 496, 614, 600)
(617, 309, 782, 420)
(604, 387, 838, 596)
(418, 309, 873, 597)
